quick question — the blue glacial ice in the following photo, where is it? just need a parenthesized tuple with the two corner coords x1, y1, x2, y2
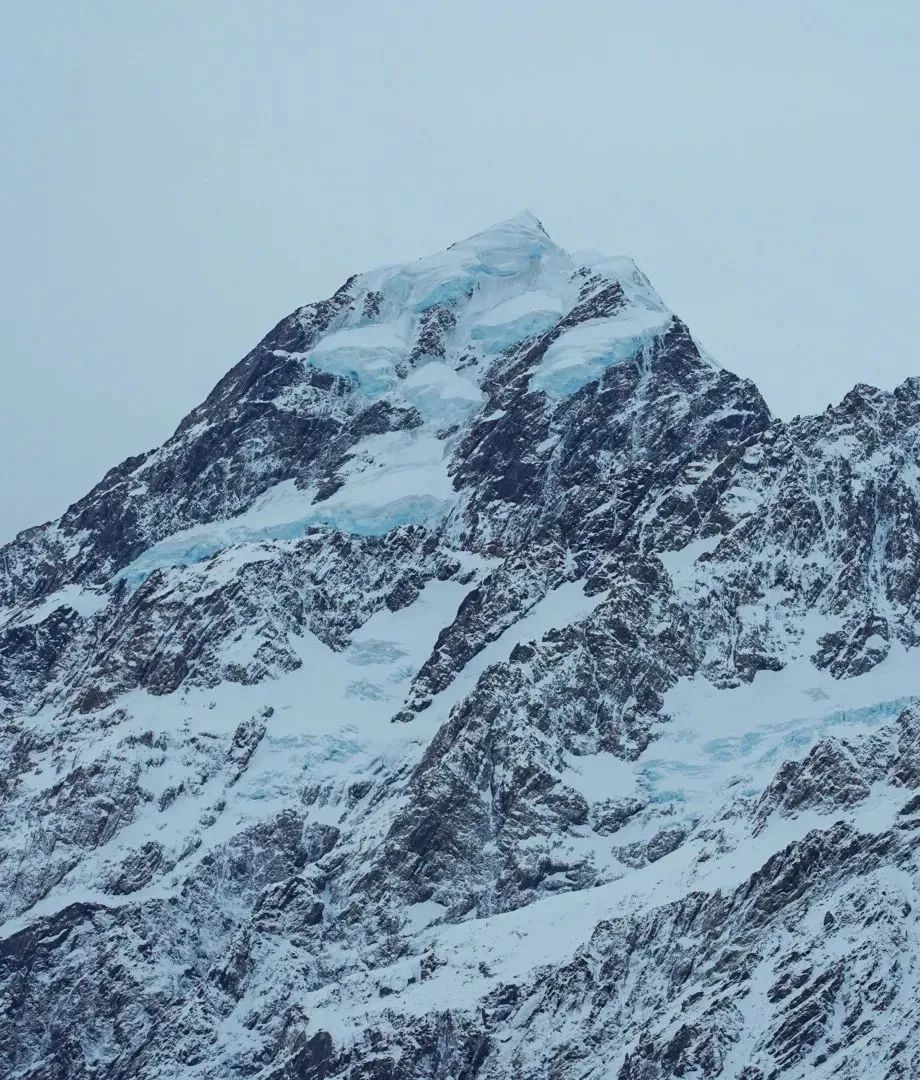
(400, 361, 484, 425)
(345, 679, 387, 701)
(530, 313, 671, 399)
(301, 493, 454, 536)
(239, 732, 366, 802)
(346, 639, 411, 666)
(115, 494, 454, 587)
(115, 431, 458, 590)
(115, 528, 296, 587)
(471, 290, 565, 353)
(303, 323, 409, 397)
(407, 243, 549, 313)
(637, 695, 918, 812)
(703, 696, 920, 767)
(371, 211, 558, 314)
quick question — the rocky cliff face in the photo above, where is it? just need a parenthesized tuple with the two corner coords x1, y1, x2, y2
(3, 212, 920, 1079)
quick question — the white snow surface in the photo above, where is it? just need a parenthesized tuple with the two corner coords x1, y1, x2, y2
(647, 646, 920, 818)
(283, 644, 920, 1051)
(7, 583, 109, 627)
(530, 309, 673, 398)
(116, 433, 456, 584)
(471, 288, 566, 351)
(113, 212, 681, 585)
(300, 321, 411, 396)
(401, 360, 485, 424)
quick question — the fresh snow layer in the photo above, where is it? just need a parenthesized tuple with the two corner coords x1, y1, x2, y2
(6, 583, 109, 627)
(572, 250, 670, 312)
(400, 361, 484, 424)
(302, 322, 410, 396)
(657, 534, 722, 577)
(112, 215, 683, 585)
(643, 646, 920, 820)
(115, 433, 457, 585)
(471, 289, 565, 351)
(530, 310, 672, 398)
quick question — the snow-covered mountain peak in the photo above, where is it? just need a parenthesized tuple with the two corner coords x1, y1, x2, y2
(447, 207, 550, 246)
(0, 218, 717, 612)
(6, 218, 920, 1080)
(572, 247, 669, 312)
(284, 214, 681, 412)
(342, 210, 572, 327)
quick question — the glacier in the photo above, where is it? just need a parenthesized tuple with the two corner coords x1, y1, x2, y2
(294, 322, 410, 397)
(530, 309, 673, 398)
(470, 288, 566, 352)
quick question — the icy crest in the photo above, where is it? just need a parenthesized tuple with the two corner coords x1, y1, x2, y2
(115, 213, 683, 584)
(289, 210, 678, 407)
(530, 308, 673, 398)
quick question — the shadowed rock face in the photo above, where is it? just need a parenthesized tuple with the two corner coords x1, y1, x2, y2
(3, 214, 920, 1079)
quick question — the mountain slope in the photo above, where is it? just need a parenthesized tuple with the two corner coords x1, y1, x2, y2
(2, 213, 920, 1080)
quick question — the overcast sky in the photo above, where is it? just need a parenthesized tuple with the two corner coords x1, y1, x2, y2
(2, 1, 918, 543)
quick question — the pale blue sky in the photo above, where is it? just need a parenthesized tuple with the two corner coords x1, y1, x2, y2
(2, 1, 918, 541)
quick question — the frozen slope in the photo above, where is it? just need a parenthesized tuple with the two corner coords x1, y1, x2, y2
(3, 215, 920, 1080)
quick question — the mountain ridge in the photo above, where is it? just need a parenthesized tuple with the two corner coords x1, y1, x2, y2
(2, 215, 920, 1079)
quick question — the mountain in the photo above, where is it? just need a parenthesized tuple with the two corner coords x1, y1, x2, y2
(2, 211, 920, 1079)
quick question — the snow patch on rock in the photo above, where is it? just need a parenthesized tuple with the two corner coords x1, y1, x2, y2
(530, 310, 672, 398)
